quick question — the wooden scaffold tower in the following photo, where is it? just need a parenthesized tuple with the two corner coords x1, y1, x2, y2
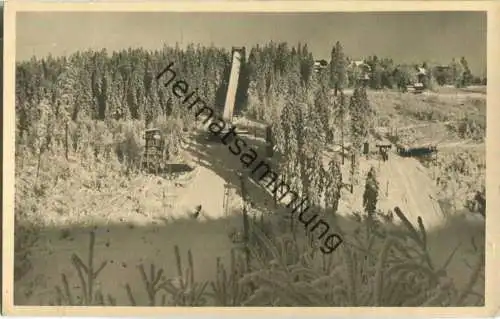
(141, 128, 165, 174)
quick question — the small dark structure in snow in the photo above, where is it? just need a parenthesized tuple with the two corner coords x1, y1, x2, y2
(376, 143, 392, 161)
(474, 191, 486, 217)
(396, 144, 437, 158)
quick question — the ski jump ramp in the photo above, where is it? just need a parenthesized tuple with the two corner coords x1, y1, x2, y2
(223, 47, 244, 123)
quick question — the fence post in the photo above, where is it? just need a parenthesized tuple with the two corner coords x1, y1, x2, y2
(65, 121, 69, 160)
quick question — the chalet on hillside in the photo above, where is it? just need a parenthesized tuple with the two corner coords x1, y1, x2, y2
(432, 65, 452, 85)
(314, 59, 328, 72)
(349, 60, 371, 85)
(416, 67, 427, 83)
(350, 60, 371, 73)
(434, 65, 451, 73)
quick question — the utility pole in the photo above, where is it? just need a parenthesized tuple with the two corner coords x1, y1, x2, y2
(337, 90, 345, 165)
(350, 152, 355, 194)
(65, 121, 69, 160)
(238, 173, 251, 272)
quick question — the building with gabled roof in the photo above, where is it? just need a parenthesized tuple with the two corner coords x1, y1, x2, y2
(349, 60, 371, 86)
(314, 59, 328, 72)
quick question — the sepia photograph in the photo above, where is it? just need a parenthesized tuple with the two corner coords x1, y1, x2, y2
(3, 1, 499, 316)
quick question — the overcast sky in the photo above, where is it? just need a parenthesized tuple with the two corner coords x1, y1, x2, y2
(16, 11, 486, 75)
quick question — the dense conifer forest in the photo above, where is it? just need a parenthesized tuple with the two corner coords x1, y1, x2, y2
(14, 41, 485, 307)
